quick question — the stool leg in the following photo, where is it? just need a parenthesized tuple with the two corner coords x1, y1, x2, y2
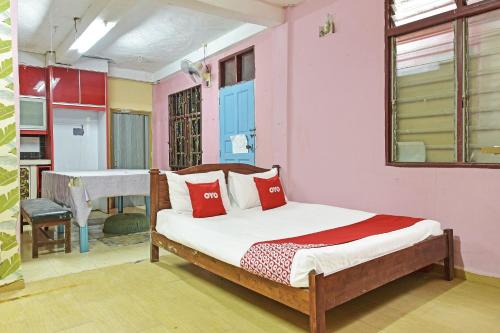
(65, 221, 71, 253)
(32, 225, 39, 258)
(79, 225, 89, 253)
(20, 214, 23, 234)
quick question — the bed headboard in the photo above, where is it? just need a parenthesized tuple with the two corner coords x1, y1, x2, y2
(149, 163, 280, 231)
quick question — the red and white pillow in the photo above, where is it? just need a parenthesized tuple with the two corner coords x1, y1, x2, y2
(228, 168, 287, 211)
(170, 168, 286, 217)
(166, 170, 231, 213)
(186, 180, 227, 218)
(254, 175, 287, 210)
(228, 168, 278, 209)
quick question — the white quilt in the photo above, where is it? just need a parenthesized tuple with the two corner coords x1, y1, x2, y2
(156, 202, 442, 287)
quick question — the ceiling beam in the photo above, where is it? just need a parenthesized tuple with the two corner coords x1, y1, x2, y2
(160, 0, 285, 27)
(55, 0, 109, 64)
(18, 0, 55, 52)
(81, 0, 157, 57)
(55, 0, 138, 65)
(153, 23, 266, 82)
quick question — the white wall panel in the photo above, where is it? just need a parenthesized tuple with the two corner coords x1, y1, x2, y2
(53, 109, 106, 171)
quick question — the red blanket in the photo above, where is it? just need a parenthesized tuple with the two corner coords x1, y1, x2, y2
(240, 214, 423, 285)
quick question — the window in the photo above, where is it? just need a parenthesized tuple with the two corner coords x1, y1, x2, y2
(466, 10, 500, 163)
(386, 0, 500, 167)
(393, 24, 457, 163)
(219, 47, 255, 88)
(168, 86, 202, 170)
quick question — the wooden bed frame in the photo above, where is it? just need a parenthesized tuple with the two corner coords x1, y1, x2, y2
(149, 164, 454, 333)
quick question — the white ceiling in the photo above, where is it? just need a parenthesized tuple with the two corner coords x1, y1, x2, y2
(18, 0, 303, 76)
(94, 4, 242, 72)
(19, 0, 95, 54)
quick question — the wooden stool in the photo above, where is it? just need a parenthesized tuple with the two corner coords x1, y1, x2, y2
(21, 198, 73, 258)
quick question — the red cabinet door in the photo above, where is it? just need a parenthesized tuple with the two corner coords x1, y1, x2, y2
(19, 66, 46, 97)
(80, 70, 106, 105)
(51, 67, 79, 104)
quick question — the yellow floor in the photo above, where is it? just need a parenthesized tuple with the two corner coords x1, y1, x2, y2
(20, 207, 166, 283)
(1, 255, 500, 333)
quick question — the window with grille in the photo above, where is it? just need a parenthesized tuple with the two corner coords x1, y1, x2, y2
(168, 85, 202, 170)
(386, 0, 500, 167)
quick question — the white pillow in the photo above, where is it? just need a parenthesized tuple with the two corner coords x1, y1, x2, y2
(228, 168, 278, 209)
(166, 170, 231, 212)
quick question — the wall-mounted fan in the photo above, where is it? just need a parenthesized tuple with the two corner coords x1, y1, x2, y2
(181, 60, 211, 87)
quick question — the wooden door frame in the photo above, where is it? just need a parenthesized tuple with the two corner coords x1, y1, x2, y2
(108, 108, 153, 169)
(107, 109, 152, 211)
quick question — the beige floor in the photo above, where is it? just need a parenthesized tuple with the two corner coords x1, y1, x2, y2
(1, 254, 500, 333)
(21, 207, 167, 283)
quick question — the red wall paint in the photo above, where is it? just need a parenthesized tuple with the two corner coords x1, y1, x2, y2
(153, 0, 500, 278)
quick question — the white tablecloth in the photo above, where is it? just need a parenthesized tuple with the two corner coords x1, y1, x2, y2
(42, 170, 150, 227)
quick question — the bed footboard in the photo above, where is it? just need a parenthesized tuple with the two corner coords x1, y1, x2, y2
(308, 229, 454, 333)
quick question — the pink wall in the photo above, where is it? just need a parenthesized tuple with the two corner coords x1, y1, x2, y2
(285, 0, 500, 278)
(152, 24, 289, 171)
(153, 0, 500, 278)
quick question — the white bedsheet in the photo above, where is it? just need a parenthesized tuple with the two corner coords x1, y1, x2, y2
(156, 202, 442, 287)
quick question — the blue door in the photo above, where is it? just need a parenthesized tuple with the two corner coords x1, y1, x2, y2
(219, 80, 255, 164)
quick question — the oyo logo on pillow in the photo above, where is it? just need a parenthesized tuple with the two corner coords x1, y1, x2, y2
(204, 192, 219, 199)
(269, 186, 281, 194)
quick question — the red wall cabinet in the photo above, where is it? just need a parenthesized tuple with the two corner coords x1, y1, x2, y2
(19, 66, 47, 97)
(80, 70, 106, 106)
(51, 67, 80, 104)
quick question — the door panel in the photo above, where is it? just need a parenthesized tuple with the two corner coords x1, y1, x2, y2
(219, 81, 255, 164)
(80, 70, 106, 105)
(51, 67, 79, 104)
(112, 113, 150, 207)
(19, 66, 46, 97)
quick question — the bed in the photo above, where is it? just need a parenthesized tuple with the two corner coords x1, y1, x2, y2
(149, 164, 454, 333)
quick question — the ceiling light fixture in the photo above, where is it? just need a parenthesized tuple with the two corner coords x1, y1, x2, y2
(69, 18, 116, 54)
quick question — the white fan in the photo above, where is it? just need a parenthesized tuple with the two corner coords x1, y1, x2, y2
(181, 60, 211, 87)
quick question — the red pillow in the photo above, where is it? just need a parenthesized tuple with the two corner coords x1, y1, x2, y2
(253, 175, 287, 210)
(186, 180, 227, 218)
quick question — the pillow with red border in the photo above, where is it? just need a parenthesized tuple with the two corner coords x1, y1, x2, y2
(186, 180, 227, 218)
(253, 175, 287, 210)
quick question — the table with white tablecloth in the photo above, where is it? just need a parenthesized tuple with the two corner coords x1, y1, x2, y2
(42, 169, 150, 252)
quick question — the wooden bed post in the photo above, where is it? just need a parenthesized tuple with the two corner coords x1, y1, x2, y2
(309, 271, 326, 333)
(444, 229, 454, 281)
(150, 169, 160, 262)
(272, 164, 281, 176)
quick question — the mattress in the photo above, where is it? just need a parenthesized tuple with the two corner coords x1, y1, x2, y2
(156, 202, 442, 288)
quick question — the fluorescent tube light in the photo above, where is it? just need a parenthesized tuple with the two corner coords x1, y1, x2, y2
(69, 18, 116, 54)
